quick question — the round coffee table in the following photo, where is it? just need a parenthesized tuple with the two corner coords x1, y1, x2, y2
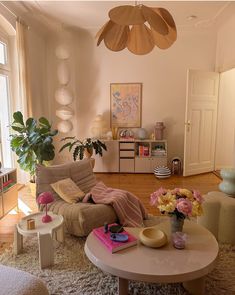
(85, 220, 218, 295)
(14, 212, 64, 269)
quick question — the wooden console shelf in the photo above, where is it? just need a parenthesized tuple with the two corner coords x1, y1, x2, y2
(0, 168, 21, 219)
(93, 140, 167, 173)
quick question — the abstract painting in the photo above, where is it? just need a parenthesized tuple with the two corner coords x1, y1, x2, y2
(110, 83, 142, 127)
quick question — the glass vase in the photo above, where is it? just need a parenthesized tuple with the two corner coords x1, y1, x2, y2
(170, 215, 184, 233)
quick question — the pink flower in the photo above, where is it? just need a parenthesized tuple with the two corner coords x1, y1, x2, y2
(150, 192, 158, 206)
(176, 198, 192, 216)
(150, 187, 167, 206)
(193, 190, 204, 203)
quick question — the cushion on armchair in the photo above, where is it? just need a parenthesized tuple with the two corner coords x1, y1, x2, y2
(36, 159, 117, 236)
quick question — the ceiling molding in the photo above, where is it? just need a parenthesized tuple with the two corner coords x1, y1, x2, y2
(194, 2, 231, 28)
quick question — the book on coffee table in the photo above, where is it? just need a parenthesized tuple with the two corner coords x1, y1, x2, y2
(93, 224, 138, 253)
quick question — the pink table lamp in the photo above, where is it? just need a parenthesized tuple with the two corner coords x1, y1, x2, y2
(37, 192, 54, 223)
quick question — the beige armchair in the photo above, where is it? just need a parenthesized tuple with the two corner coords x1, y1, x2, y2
(36, 159, 117, 237)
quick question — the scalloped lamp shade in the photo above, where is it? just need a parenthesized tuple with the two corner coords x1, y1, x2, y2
(38, 192, 54, 223)
(97, 4, 177, 55)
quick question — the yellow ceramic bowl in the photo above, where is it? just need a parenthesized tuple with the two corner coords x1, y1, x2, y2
(139, 227, 167, 248)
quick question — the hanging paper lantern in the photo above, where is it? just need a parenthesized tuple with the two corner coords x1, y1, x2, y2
(55, 86, 73, 105)
(55, 45, 70, 59)
(57, 60, 70, 85)
(56, 106, 74, 120)
(57, 120, 73, 133)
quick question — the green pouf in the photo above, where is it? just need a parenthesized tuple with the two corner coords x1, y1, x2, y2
(219, 168, 235, 196)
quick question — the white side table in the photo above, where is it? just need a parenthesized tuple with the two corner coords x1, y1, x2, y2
(14, 212, 64, 269)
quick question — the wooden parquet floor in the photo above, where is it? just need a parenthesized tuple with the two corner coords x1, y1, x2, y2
(0, 172, 220, 253)
(96, 172, 220, 215)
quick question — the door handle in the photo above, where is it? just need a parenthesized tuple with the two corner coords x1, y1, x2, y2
(185, 120, 191, 132)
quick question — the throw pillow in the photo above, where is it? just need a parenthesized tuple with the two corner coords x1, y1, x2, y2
(51, 178, 85, 203)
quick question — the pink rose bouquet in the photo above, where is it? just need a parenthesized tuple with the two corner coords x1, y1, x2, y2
(150, 188, 204, 219)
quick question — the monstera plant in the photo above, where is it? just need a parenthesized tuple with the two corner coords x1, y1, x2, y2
(10, 111, 58, 181)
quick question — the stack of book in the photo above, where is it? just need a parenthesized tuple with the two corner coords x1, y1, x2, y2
(93, 224, 138, 253)
(138, 146, 149, 157)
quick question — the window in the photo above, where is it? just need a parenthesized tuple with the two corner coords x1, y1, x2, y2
(0, 41, 7, 65)
(0, 32, 12, 168)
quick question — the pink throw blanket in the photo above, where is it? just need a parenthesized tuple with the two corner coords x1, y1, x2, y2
(83, 182, 148, 227)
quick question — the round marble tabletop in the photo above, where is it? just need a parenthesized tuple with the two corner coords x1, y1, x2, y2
(85, 220, 218, 284)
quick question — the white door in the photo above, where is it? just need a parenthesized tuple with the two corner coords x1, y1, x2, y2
(183, 70, 219, 176)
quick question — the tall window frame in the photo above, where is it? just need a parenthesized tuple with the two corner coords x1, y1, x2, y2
(0, 29, 13, 168)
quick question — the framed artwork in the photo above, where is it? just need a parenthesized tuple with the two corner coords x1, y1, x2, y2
(110, 83, 142, 127)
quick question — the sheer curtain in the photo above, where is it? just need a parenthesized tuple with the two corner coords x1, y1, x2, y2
(16, 20, 32, 118)
(15, 20, 32, 183)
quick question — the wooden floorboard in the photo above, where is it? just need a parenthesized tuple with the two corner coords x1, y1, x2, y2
(0, 172, 220, 253)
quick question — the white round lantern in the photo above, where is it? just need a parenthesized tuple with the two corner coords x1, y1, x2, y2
(55, 45, 70, 59)
(56, 106, 74, 120)
(57, 120, 73, 133)
(55, 86, 73, 105)
(57, 60, 70, 85)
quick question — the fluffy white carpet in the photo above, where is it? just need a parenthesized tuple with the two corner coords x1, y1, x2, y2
(0, 235, 234, 295)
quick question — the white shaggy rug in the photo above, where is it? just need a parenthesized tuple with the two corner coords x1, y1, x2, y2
(0, 235, 234, 295)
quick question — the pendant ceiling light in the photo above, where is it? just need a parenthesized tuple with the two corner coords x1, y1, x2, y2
(96, 4, 177, 55)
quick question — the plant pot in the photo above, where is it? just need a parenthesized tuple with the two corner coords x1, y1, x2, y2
(84, 147, 93, 158)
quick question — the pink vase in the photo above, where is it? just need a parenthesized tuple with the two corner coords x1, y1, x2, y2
(155, 122, 165, 140)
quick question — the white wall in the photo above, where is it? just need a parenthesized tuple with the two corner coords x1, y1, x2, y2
(215, 68, 235, 169)
(215, 9, 235, 169)
(48, 27, 216, 163)
(215, 5, 235, 72)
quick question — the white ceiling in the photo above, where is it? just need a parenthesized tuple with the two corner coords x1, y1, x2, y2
(11, 1, 232, 30)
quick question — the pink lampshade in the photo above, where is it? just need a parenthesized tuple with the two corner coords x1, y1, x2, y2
(38, 192, 54, 205)
(37, 192, 54, 223)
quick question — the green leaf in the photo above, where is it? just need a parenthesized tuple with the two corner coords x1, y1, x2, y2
(60, 136, 75, 142)
(11, 122, 25, 132)
(49, 129, 58, 136)
(59, 142, 71, 153)
(13, 111, 24, 126)
(39, 117, 50, 128)
(26, 118, 36, 132)
(10, 136, 24, 149)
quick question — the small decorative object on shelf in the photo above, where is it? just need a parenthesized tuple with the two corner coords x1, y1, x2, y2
(150, 188, 204, 233)
(37, 192, 54, 223)
(112, 127, 118, 140)
(155, 122, 165, 140)
(119, 129, 134, 140)
(137, 128, 147, 140)
(172, 231, 187, 249)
